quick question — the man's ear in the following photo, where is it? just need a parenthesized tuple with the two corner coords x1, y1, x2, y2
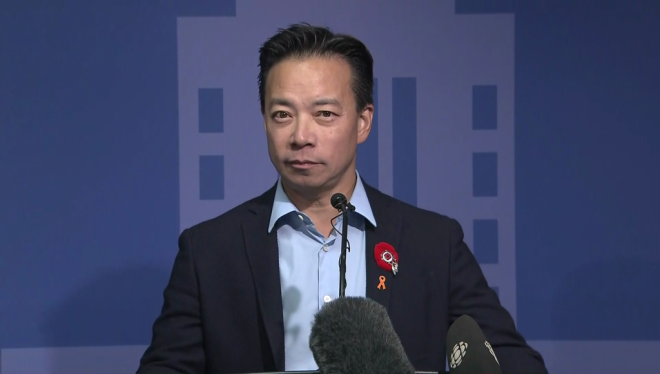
(357, 104, 374, 144)
(262, 109, 269, 132)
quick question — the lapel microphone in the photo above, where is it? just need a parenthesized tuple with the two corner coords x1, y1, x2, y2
(330, 193, 355, 298)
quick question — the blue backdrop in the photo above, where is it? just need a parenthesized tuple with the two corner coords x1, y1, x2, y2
(1, 1, 658, 373)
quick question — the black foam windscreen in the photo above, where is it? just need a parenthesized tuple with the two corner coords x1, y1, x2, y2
(309, 297, 416, 374)
(330, 193, 347, 210)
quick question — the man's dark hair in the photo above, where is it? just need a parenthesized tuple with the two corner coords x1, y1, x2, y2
(258, 23, 374, 114)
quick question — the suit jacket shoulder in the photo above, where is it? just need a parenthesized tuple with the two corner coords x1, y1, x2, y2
(182, 184, 277, 244)
(363, 182, 462, 241)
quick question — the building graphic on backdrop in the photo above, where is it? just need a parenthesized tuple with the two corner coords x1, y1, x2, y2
(4, 2, 658, 374)
(177, 0, 516, 320)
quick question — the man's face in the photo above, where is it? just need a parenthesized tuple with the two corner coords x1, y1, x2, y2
(263, 56, 373, 193)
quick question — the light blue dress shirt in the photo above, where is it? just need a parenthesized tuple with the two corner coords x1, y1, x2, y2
(268, 171, 377, 371)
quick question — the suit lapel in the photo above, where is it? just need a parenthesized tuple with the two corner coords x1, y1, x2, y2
(364, 182, 403, 312)
(242, 185, 285, 371)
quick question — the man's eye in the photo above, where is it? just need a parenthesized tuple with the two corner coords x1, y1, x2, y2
(273, 111, 289, 119)
(320, 111, 332, 117)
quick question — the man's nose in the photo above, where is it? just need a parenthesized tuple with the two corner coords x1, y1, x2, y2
(290, 115, 316, 148)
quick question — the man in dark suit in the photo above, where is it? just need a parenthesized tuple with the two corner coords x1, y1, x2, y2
(138, 23, 547, 374)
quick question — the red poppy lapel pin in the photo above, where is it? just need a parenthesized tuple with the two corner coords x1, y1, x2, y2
(374, 242, 399, 276)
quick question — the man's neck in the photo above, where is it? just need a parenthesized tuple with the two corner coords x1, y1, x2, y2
(281, 172, 358, 237)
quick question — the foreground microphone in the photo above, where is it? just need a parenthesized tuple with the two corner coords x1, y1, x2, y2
(446, 315, 501, 374)
(330, 193, 354, 298)
(309, 297, 416, 374)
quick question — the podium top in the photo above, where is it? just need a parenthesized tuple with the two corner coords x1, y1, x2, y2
(240, 370, 440, 374)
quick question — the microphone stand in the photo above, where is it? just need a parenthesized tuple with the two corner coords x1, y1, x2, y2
(332, 193, 355, 298)
(338, 203, 351, 298)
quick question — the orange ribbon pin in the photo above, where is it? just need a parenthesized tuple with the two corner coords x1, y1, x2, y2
(377, 275, 386, 290)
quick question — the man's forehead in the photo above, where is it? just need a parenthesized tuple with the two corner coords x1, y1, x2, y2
(266, 56, 352, 84)
(263, 56, 354, 108)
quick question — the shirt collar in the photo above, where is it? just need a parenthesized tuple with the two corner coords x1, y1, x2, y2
(267, 170, 377, 233)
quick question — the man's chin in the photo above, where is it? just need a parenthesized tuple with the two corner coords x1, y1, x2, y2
(281, 173, 327, 190)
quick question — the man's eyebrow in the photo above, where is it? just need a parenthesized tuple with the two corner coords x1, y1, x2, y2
(312, 98, 342, 107)
(268, 98, 294, 109)
(268, 97, 343, 109)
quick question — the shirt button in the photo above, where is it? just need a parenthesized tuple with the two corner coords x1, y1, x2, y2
(323, 295, 332, 303)
(322, 244, 329, 252)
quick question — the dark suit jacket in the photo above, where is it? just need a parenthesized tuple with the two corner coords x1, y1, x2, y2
(138, 181, 547, 374)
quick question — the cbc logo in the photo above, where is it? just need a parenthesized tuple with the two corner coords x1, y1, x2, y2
(449, 342, 468, 369)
